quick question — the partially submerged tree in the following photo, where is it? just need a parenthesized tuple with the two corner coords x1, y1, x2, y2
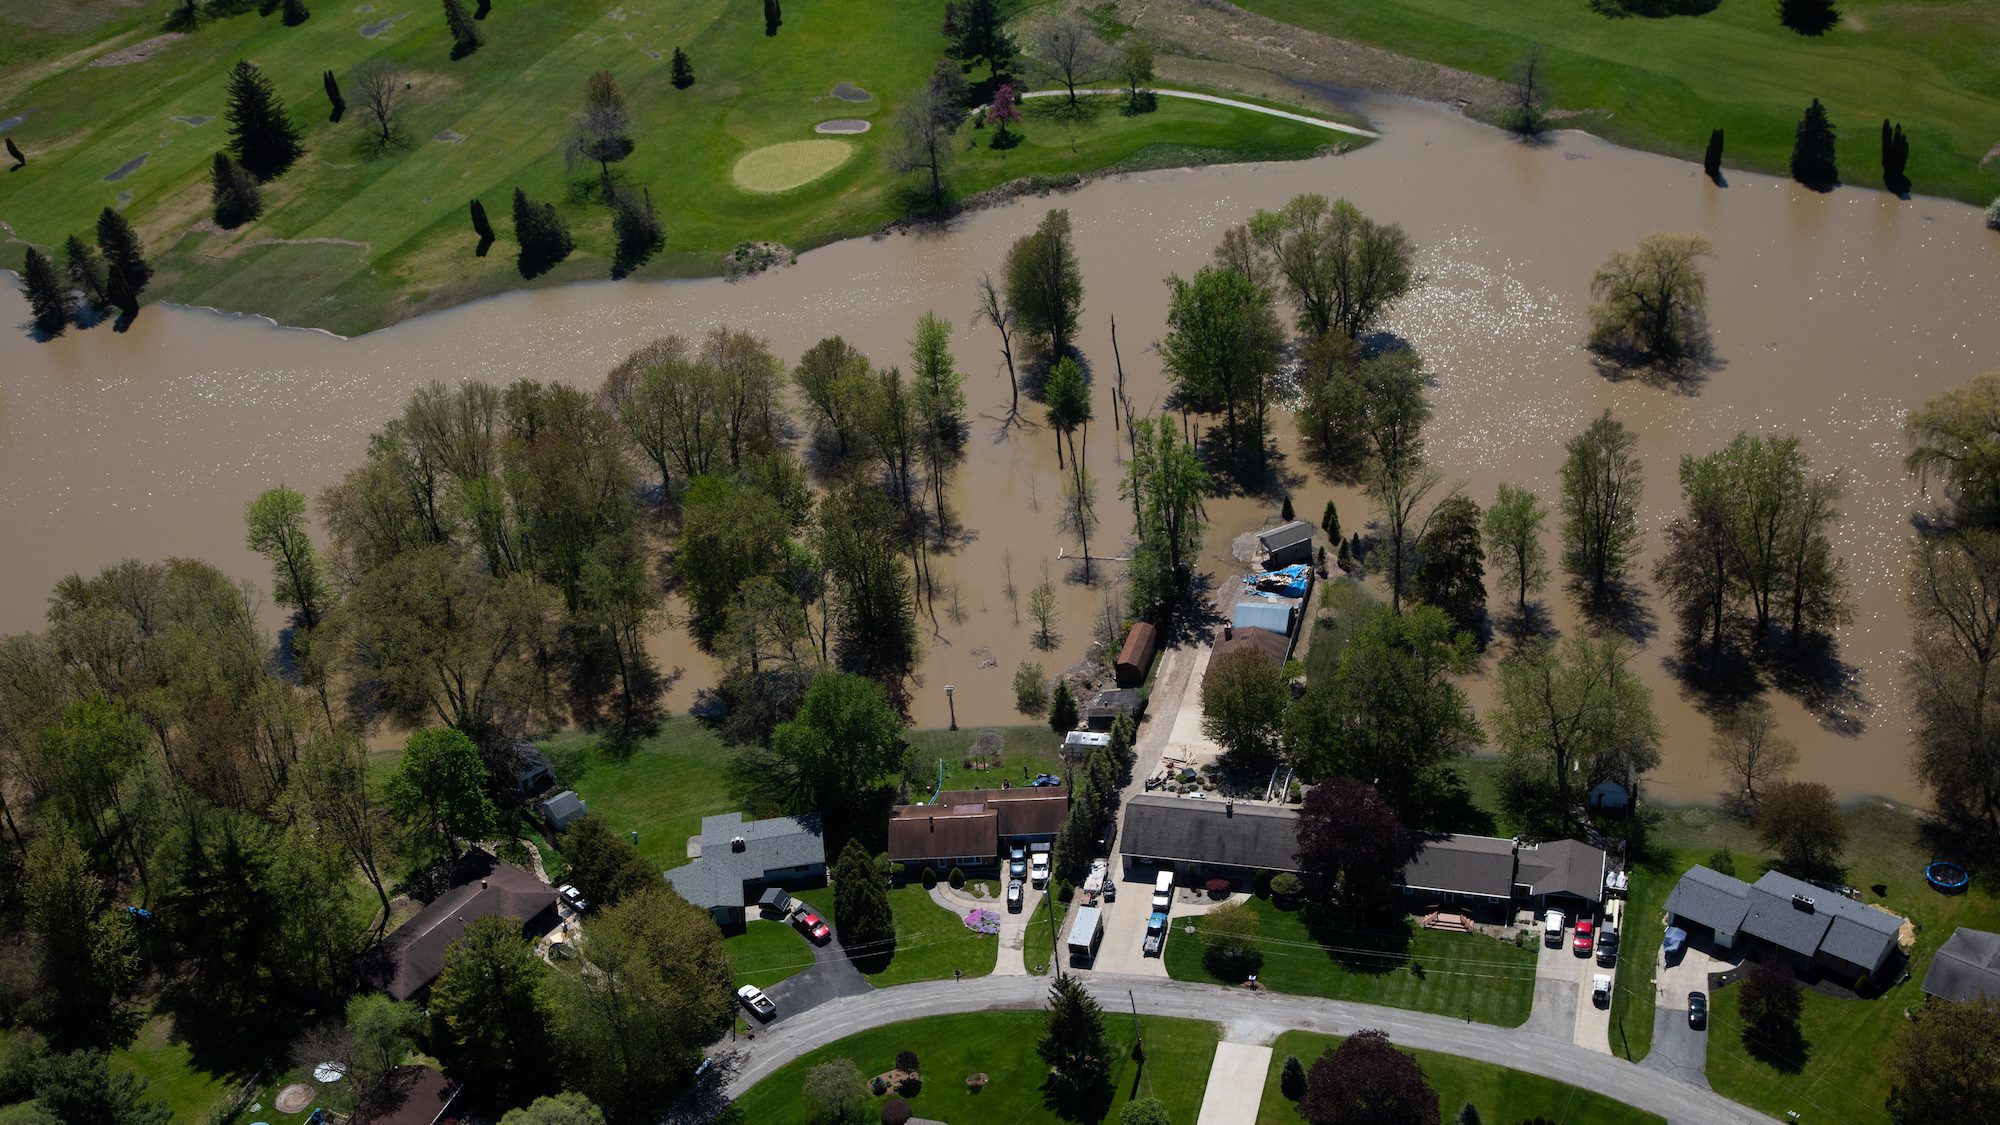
(1586, 233, 1712, 367)
(20, 247, 73, 338)
(1704, 128, 1724, 181)
(1908, 529, 2000, 834)
(1507, 44, 1551, 135)
(1904, 370, 2000, 528)
(245, 484, 328, 629)
(972, 271, 1021, 415)
(1249, 194, 1416, 340)
(1483, 483, 1550, 617)
(96, 206, 152, 317)
(1560, 411, 1643, 609)
(1413, 494, 1486, 636)
(63, 234, 109, 310)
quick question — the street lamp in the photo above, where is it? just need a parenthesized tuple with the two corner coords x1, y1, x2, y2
(945, 684, 957, 731)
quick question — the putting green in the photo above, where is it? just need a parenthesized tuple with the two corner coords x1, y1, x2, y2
(730, 139, 854, 193)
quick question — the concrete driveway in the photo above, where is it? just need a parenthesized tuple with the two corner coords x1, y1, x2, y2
(1195, 1040, 1270, 1125)
(1645, 939, 1726, 1087)
(1088, 883, 1172, 977)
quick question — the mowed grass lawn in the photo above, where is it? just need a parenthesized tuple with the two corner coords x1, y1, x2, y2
(729, 1010, 1219, 1124)
(1257, 1030, 1665, 1125)
(0, 1, 1348, 333)
(1241, 0, 2000, 205)
(539, 717, 738, 873)
(908, 723, 1068, 795)
(1163, 897, 1537, 1026)
(108, 1013, 237, 1123)
(799, 883, 998, 987)
(726, 918, 818, 991)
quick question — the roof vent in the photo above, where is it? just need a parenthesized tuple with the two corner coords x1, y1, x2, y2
(1792, 893, 1815, 911)
(731, 836, 747, 852)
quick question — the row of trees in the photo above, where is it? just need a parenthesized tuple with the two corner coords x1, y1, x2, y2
(16, 209, 151, 337)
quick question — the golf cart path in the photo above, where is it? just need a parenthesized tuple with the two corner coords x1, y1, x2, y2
(1019, 88, 1379, 138)
(719, 974, 1761, 1124)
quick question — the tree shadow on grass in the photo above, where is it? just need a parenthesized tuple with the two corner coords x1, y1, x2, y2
(1297, 900, 1416, 977)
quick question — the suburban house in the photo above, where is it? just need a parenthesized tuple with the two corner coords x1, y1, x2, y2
(541, 789, 587, 832)
(1116, 623, 1159, 688)
(1396, 834, 1609, 914)
(355, 1067, 460, 1125)
(1081, 688, 1141, 729)
(1231, 599, 1296, 638)
(1215, 623, 1291, 668)
(1256, 520, 1314, 568)
(1921, 927, 2000, 1003)
(888, 788, 1068, 873)
(508, 741, 555, 797)
(1664, 866, 1904, 981)
(665, 812, 827, 930)
(362, 850, 559, 1001)
(1119, 795, 1300, 885)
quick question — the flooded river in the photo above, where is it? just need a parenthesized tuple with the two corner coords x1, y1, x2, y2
(5, 97, 1998, 804)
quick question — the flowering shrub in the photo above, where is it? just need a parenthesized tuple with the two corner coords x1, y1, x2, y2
(964, 908, 1001, 934)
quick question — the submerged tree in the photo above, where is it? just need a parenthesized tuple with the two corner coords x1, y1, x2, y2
(1004, 208, 1084, 357)
(20, 248, 74, 338)
(224, 59, 306, 181)
(1586, 233, 1712, 367)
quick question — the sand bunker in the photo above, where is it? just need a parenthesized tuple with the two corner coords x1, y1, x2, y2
(731, 140, 852, 192)
(172, 115, 211, 126)
(103, 153, 148, 182)
(815, 118, 871, 135)
(830, 82, 872, 102)
(90, 34, 184, 68)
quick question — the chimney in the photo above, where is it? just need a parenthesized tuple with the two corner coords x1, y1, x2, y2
(480, 879, 489, 890)
(1224, 624, 1234, 640)
(929, 816, 936, 831)
(731, 835, 747, 852)
(1792, 893, 1815, 912)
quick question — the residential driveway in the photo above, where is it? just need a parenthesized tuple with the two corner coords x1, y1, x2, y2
(1645, 940, 1726, 1088)
(761, 932, 871, 1025)
(1195, 1041, 1271, 1125)
(1089, 885, 1171, 977)
(994, 883, 1044, 976)
(1523, 926, 1580, 1040)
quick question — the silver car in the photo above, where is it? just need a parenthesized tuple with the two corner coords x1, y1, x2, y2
(1007, 878, 1024, 913)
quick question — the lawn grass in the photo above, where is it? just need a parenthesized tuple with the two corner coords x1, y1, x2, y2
(1256, 1030, 1665, 1125)
(907, 724, 1068, 796)
(1024, 894, 1057, 975)
(539, 717, 740, 873)
(726, 918, 818, 991)
(798, 883, 999, 987)
(727, 1010, 1219, 1124)
(225, 1058, 364, 1125)
(1163, 896, 1537, 1026)
(1607, 861, 1666, 1063)
(0, 1, 1348, 334)
(108, 1013, 237, 1124)
(1239, 0, 2000, 206)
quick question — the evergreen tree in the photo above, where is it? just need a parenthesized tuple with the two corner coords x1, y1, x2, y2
(763, 0, 781, 36)
(20, 247, 74, 338)
(1037, 976, 1112, 1102)
(1703, 128, 1724, 181)
(443, 0, 485, 57)
(1048, 679, 1078, 732)
(948, 0, 1015, 80)
(1281, 494, 1295, 522)
(210, 151, 264, 229)
(1778, 0, 1838, 36)
(1790, 97, 1837, 188)
(470, 197, 495, 255)
(610, 186, 664, 278)
(95, 207, 151, 317)
(5, 137, 23, 169)
(512, 187, 574, 279)
(1280, 1054, 1306, 1100)
(224, 60, 305, 181)
(671, 47, 695, 89)
(281, 0, 309, 25)
(831, 839, 894, 964)
(323, 69, 345, 121)
(64, 235, 109, 310)
(1320, 500, 1340, 544)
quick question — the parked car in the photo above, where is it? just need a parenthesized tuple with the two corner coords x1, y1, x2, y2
(1009, 844, 1027, 879)
(1591, 974, 1612, 1008)
(737, 984, 776, 1020)
(1688, 991, 1708, 1030)
(1573, 917, 1594, 956)
(557, 884, 588, 914)
(1596, 928, 1620, 968)
(1008, 878, 1024, 912)
(795, 910, 831, 944)
(1143, 912, 1168, 957)
(1030, 851, 1051, 888)
(1543, 909, 1564, 947)
(1153, 871, 1174, 911)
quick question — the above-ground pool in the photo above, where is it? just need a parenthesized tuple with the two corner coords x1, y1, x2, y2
(1927, 860, 1970, 894)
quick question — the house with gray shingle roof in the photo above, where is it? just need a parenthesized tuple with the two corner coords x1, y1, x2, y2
(1119, 795, 1301, 885)
(1922, 928, 2000, 1003)
(1664, 865, 1902, 982)
(1663, 864, 1752, 946)
(665, 812, 826, 930)
(1396, 834, 1610, 913)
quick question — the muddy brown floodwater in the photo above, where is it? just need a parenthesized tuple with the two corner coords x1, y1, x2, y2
(5, 97, 1999, 803)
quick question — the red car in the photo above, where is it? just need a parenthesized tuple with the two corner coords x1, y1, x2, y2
(1573, 917, 1595, 956)
(796, 910, 832, 944)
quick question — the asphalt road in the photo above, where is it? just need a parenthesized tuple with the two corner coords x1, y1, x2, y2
(714, 973, 1763, 1124)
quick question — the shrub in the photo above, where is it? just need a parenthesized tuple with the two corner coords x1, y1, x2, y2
(949, 867, 966, 889)
(1987, 197, 2000, 231)
(1014, 661, 1049, 712)
(922, 866, 938, 889)
(895, 1050, 919, 1073)
(1056, 879, 1074, 903)
(1270, 872, 1304, 900)
(1253, 869, 1275, 898)
(1455, 1103, 1483, 1125)
(1205, 877, 1232, 898)
(1287, 780, 1303, 802)
(1280, 1054, 1306, 1100)
(1121, 1096, 1170, 1125)
(1707, 848, 1736, 877)
(882, 1098, 912, 1125)
(871, 1075, 889, 1095)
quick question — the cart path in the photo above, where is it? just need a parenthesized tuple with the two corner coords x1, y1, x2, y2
(717, 973, 1762, 1124)
(1019, 87, 1379, 138)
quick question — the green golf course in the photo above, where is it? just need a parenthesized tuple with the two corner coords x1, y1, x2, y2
(0, 0, 1349, 334)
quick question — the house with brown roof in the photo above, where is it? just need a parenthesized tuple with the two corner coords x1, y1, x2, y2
(355, 1066, 459, 1125)
(362, 849, 558, 1001)
(1215, 623, 1291, 668)
(888, 788, 1068, 871)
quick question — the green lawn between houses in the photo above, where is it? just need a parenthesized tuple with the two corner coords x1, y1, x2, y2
(1239, 0, 2000, 207)
(1256, 1030, 1664, 1125)
(797, 884, 999, 988)
(0, 0, 1352, 334)
(725, 918, 818, 992)
(727, 1010, 1219, 1124)
(1163, 896, 1538, 1027)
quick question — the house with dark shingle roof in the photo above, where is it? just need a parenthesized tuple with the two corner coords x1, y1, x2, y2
(1516, 839, 1611, 906)
(665, 812, 826, 930)
(361, 849, 558, 1001)
(1664, 865, 1903, 981)
(1119, 795, 1300, 885)
(887, 788, 1068, 872)
(1396, 834, 1610, 912)
(1922, 928, 2000, 1003)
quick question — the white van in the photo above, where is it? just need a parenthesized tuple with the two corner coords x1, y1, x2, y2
(1543, 909, 1565, 947)
(1152, 870, 1174, 910)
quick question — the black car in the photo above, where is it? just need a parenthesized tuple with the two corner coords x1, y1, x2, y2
(1687, 991, 1708, 1030)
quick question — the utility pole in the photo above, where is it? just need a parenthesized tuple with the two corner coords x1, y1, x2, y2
(1128, 989, 1143, 1061)
(1049, 895, 1064, 978)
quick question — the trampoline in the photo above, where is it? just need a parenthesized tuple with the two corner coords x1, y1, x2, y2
(1926, 860, 1970, 894)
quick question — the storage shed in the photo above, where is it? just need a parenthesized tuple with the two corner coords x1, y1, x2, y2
(1257, 521, 1314, 568)
(1116, 622, 1159, 688)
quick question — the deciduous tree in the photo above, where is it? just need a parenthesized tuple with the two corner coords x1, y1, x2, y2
(1483, 483, 1549, 616)
(1299, 1030, 1439, 1125)
(1738, 959, 1805, 1067)
(1492, 632, 1661, 834)
(1507, 44, 1550, 134)
(1118, 39, 1154, 111)
(245, 484, 327, 629)
(1560, 411, 1643, 609)
(1294, 778, 1406, 907)
(25, 819, 138, 1044)
(1887, 995, 2000, 1124)
(500, 1094, 606, 1125)
(345, 993, 419, 1100)
(1908, 529, 2000, 833)
(385, 728, 497, 860)
(1030, 12, 1111, 109)
(802, 1058, 867, 1122)
(1122, 417, 1209, 616)
(224, 59, 305, 181)
(1249, 194, 1415, 340)
(1202, 647, 1289, 769)
(1755, 779, 1846, 877)
(1414, 494, 1485, 635)
(428, 916, 555, 1104)
(1710, 700, 1798, 817)
(562, 71, 633, 187)
(353, 59, 407, 151)
(1905, 371, 2000, 529)
(892, 81, 955, 211)
(1004, 209, 1083, 357)
(1586, 233, 1712, 366)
